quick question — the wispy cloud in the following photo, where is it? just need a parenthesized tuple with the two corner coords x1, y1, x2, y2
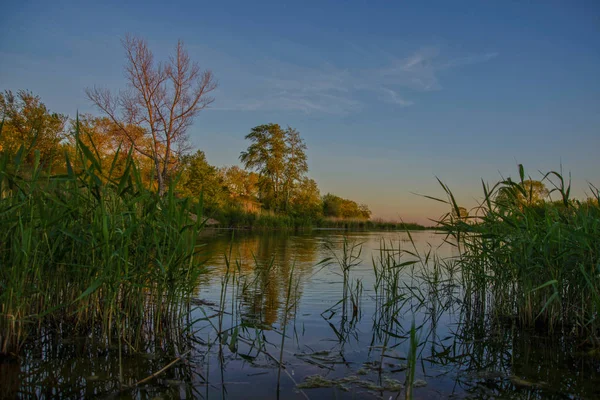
(380, 88, 414, 107)
(440, 52, 499, 69)
(214, 46, 498, 115)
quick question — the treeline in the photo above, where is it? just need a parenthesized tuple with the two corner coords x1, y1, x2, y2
(0, 91, 380, 228)
(0, 35, 426, 230)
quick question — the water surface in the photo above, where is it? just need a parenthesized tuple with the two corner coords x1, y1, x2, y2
(5, 230, 599, 399)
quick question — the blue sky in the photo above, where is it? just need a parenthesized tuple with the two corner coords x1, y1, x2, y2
(1, 0, 599, 223)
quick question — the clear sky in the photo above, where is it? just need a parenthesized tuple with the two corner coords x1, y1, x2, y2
(1, 0, 598, 224)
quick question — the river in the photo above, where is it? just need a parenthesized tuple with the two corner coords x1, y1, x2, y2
(6, 230, 599, 399)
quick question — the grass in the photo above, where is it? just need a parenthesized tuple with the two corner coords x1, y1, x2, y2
(0, 120, 205, 357)
(207, 208, 431, 231)
(318, 218, 432, 231)
(433, 165, 600, 345)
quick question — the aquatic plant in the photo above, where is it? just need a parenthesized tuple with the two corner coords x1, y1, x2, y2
(0, 120, 206, 356)
(432, 165, 600, 345)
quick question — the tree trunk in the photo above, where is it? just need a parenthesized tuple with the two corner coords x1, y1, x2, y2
(156, 160, 165, 196)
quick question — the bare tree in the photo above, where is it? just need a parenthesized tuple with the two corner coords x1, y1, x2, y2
(86, 34, 217, 195)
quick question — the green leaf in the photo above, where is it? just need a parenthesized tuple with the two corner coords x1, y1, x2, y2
(76, 277, 104, 301)
(117, 161, 132, 195)
(78, 139, 102, 172)
(536, 291, 559, 320)
(32, 149, 41, 175)
(65, 151, 74, 179)
(392, 260, 418, 268)
(14, 145, 24, 168)
(532, 279, 558, 292)
(108, 142, 123, 179)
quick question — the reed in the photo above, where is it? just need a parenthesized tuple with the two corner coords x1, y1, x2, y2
(432, 165, 600, 344)
(210, 210, 431, 231)
(322, 237, 363, 344)
(0, 120, 205, 356)
(405, 320, 418, 400)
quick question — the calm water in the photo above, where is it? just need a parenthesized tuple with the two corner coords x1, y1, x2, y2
(3, 230, 599, 399)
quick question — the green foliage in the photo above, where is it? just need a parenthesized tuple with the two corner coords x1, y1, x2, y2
(319, 219, 430, 231)
(495, 178, 549, 212)
(1, 89, 380, 234)
(322, 193, 371, 219)
(290, 177, 322, 219)
(215, 209, 312, 230)
(68, 114, 155, 185)
(0, 121, 205, 355)
(220, 165, 259, 199)
(179, 150, 228, 212)
(434, 165, 600, 342)
(240, 124, 308, 212)
(0, 90, 68, 171)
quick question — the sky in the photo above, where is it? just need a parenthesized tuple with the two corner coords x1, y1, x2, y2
(1, 0, 599, 224)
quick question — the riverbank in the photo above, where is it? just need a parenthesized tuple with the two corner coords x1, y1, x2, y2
(204, 210, 434, 231)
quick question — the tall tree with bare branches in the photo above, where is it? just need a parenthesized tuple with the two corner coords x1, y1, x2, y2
(86, 35, 217, 195)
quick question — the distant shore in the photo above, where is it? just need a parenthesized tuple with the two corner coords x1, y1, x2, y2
(198, 213, 436, 231)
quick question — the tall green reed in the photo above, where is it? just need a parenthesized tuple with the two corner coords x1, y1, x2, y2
(431, 165, 600, 344)
(0, 120, 205, 355)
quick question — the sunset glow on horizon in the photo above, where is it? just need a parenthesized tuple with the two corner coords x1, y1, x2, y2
(1, 0, 598, 223)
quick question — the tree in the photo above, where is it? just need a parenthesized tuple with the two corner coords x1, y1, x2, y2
(220, 165, 259, 199)
(322, 193, 342, 217)
(291, 178, 322, 218)
(358, 203, 372, 219)
(179, 150, 227, 211)
(69, 114, 154, 182)
(86, 35, 217, 195)
(451, 206, 469, 221)
(0, 90, 67, 170)
(496, 179, 549, 210)
(283, 127, 308, 211)
(322, 193, 371, 219)
(240, 124, 308, 212)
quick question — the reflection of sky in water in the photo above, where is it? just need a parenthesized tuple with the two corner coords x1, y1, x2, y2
(193, 230, 462, 398)
(190, 230, 599, 399)
(196, 231, 454, 328)
(10, 231, 599, 399)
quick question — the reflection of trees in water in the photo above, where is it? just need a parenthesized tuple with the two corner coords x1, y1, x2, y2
(201, 233, 319, 327)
